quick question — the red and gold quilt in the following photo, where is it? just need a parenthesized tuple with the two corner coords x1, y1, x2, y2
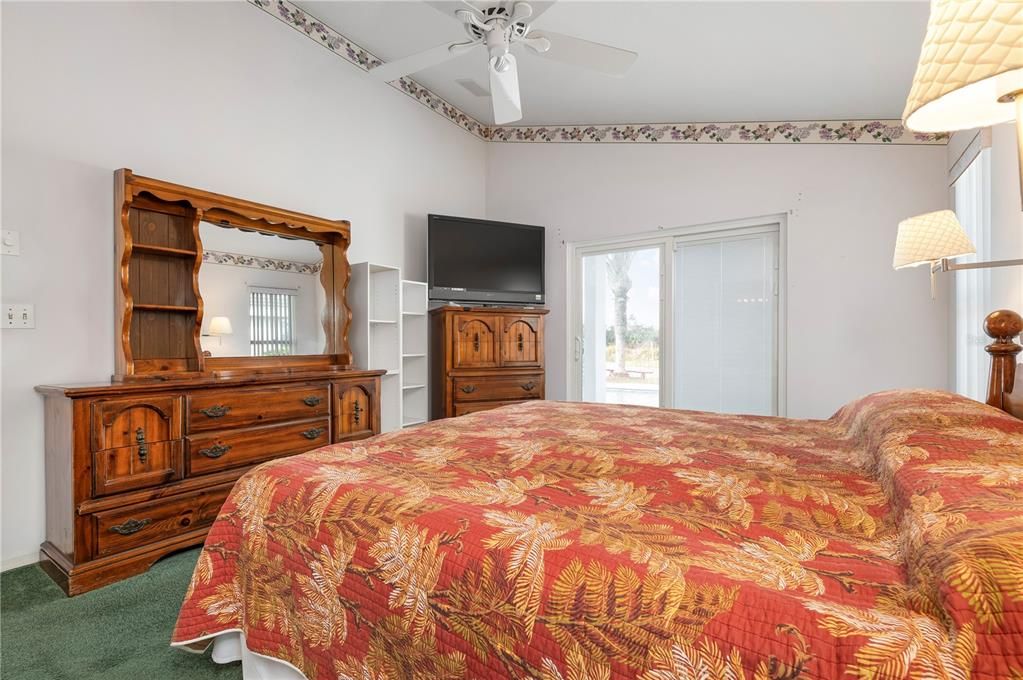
(172, 390, 1023, 679)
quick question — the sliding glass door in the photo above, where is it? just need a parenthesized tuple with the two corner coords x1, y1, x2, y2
(570, 220, 781, 415)
(578, 245, 663, 406)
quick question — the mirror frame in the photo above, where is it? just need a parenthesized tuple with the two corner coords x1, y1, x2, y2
(115, 169, 353, 379)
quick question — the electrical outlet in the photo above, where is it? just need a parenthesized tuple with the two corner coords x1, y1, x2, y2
(2, 231, 20, 256)
(3, 304, 35, 329)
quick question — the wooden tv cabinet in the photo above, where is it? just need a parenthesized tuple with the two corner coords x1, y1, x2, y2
(430, 306, 548, 419)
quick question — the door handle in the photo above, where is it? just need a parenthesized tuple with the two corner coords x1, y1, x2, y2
(473, 332, 480, 352)
(352, 401, 363, 425)
(517, 332, 524, 352)
(135, 427, 148, 464)
(574, 336, 583, 361)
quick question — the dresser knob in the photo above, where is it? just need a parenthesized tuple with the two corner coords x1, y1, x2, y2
(302, 395, 323, 407)
(521, 381, 536, 391)
(199, 405, 231, 418)
(460, 384, 478, 394)
(180, 517, 191, 527)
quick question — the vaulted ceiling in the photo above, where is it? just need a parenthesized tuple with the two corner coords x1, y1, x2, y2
(295, 1, 931, 126)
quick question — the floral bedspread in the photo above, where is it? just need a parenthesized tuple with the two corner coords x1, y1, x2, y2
(172, 390, 1023, 679)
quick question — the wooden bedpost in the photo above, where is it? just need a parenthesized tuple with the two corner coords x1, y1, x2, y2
(984, 310, 1023, 412)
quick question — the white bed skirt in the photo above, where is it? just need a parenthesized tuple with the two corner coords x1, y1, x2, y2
(205, 631, 308, 680)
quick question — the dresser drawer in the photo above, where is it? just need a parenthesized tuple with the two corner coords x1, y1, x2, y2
(93, 484, 232, 557)
(453, 400, 523, 416)
(452, 374, 543, 402)
(93, 441, 182, 497)
(91, 395, 182, 451)
(187, 384, 329, 432)
(187, 417, 330, 475)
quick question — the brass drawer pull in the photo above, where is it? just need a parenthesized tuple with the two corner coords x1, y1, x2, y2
(199, 444, 232, 459)
(521, 381, 536, 391)
(352, 402, 363, 425)
(303, 395, 323, 407)
(517, 332, 524, 352)
(199, 405, 231, 418)
(302, 427, 326, 440)
(460, 384, 477, 394)
(109, 518, 151, 535)
(135, 427, 148, 464)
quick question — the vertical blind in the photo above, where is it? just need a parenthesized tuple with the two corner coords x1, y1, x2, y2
(249, 287, 297, 357)
(674, 231, 779, 416)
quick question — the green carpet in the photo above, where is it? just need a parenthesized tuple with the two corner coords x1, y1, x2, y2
(1, 549, 241, 680)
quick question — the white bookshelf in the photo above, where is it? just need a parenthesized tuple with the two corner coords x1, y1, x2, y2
(349, 263, 402, 432)
(401, 279, 428, 428)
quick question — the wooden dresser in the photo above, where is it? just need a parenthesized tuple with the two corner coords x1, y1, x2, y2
(36, 170, 385, 594)
(430, 306, 548, 419)
(36, 371, 381, 595)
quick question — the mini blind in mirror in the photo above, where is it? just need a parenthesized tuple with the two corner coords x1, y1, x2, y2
(198, 223, 329, 357)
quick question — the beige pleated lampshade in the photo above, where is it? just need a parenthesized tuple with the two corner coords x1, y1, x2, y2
(903, 0, 1023, 132)
(893, 210, 976, 269)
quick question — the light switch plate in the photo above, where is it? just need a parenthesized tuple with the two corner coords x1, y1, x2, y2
(2, 231, 20, 256)
(3, 304, 35, 329)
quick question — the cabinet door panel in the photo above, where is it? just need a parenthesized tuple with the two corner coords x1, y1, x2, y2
(93, 441, 182, 496)
(335, 379, 379, 441)
(452, 314, 499, 368)
(91, 396, 181, 451)
(500, 316, 542, 367)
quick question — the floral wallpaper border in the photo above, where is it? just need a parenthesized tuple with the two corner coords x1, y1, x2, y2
(249, 0, 947, 146)
(204, 250, 323, 275)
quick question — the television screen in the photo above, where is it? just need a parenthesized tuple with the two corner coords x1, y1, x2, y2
(428, 215, 545, 305)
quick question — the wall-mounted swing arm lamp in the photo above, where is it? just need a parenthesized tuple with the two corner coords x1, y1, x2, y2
(895, 1, 1023, 295)
(894, 210, 1023, 298)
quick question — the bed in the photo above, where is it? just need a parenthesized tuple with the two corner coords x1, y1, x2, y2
(172, 311, 1023, 680)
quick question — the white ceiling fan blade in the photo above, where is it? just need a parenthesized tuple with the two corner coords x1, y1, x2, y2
(369, 41, 479, 82)
(422, 1, 486, 22)
(489, 53, 522, 125)
(527, 30, 637, 77)
(522, 1, 557, 22)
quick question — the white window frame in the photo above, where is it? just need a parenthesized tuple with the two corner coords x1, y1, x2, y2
(565, 213, 788, 415)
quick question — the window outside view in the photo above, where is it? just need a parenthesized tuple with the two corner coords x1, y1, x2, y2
(582, 248, 660, 407)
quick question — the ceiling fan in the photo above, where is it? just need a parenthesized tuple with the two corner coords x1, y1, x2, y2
(369, 1, 638, 125)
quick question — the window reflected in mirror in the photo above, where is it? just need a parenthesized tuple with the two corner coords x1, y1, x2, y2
(198, 223, 328, 357)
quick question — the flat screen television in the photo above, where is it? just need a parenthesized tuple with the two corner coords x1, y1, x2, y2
(428, 214, 545, 305)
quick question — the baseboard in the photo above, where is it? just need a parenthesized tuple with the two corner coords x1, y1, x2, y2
(2, 552, 40, 572)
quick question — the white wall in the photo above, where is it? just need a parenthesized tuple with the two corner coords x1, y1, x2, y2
(1, 1, 486, 567)
(485, 142, 950, 419)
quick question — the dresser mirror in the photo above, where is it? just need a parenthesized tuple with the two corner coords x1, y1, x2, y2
(198, 222, 330, 358)
(115, 169, 354, 379)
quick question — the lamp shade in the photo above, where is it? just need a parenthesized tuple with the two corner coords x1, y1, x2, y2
(902, 0, 1023, 133)
(208, 316, 233, 336)
(893, 210, 976, 269)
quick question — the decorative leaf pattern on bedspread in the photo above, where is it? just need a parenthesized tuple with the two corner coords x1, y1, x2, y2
(173, 390, 1023, 679)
